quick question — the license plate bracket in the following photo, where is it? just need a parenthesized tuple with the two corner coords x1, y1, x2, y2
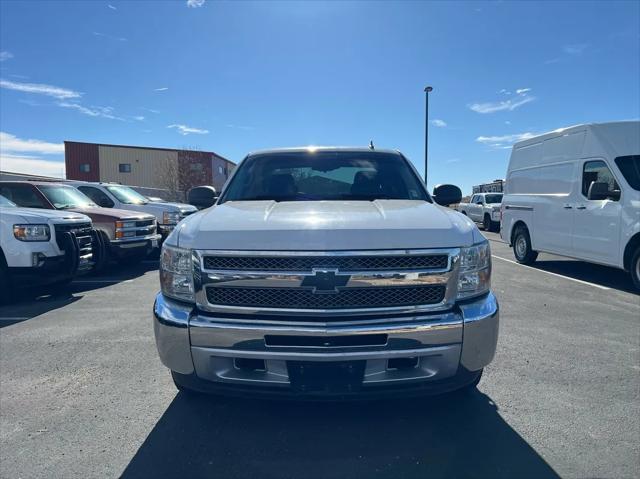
(287, 360, 366, 393)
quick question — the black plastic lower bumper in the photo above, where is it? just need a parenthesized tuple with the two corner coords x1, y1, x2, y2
(110, 236, 160, 259)
(172, 366, 482, 401)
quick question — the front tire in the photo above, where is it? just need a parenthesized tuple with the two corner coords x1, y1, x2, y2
(513, 225, 538, 265)
(630, 248, 640, 292)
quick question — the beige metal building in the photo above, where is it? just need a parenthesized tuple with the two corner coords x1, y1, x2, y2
(65, 141, 234, 197)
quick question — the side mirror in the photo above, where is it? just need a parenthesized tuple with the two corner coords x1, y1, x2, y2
(587, 181, 611, 201)
(432, 184, 462, 206)
(188, 186, 218, 210)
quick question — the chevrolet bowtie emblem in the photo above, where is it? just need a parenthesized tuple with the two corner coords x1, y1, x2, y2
(302, 270, 350, 294)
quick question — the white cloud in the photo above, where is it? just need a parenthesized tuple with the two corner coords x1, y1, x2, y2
(0, 132, 65, 176)
(0, 132, 64, 155)
(0, 79, 82, 100)
(187, 0, 205, 7)
(133, 115, 145, 121)
(515, 88, 531, 95)
(469, 96, 534, 114)
(0, 154, 65, 177)
(0, 51, 13, 62)
(167, 124, 209, 135)
(476, 132, 537, 149)
(141, 107, 160, 114)
(563, 43, 588, 55)
(154, 87, 169, 92)
(58, 102, 125, 121)
(108, 4, 117, 10)
(431, 119, 447, 128)
(93, 31, 127, 42)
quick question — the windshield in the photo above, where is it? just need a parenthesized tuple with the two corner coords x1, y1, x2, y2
(221, 151, 429, 203)
(485, 194, 503, 204)
(615, 155, 640, 191)
(38, 185, 97, 209)
(106, 185, 149, 205)
(0, 195, 16, 207)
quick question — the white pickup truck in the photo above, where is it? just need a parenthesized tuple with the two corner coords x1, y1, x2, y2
(458, 192, 503, 232)
(153, 147, 499, 399)
(0, 194, 93, 301)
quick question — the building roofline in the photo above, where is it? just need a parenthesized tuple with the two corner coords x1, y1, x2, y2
(64, 140, 235, 164)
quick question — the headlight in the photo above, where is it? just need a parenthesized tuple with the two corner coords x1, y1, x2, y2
(457, 241, 491, 300)
(163, 211, 181, 225)
(13, 224, 50, 242)
(160, 245, 195, 303)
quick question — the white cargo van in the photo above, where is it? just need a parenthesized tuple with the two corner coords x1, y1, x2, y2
(500, 121, 640, 290)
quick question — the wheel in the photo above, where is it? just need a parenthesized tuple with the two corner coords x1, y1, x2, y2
(491, 221, 500, 233)
(512, 225, 538, 265)
(483, 214, 491, 231)
(0, 263, 9, 305)
(630, 248, 640, 292)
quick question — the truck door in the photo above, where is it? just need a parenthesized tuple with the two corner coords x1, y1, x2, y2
(572, 159, 622, 266)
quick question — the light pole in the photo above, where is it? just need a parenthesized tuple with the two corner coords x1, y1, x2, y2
(424, 86, 433, 185)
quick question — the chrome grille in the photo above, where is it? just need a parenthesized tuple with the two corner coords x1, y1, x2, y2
(203, 254, 448, 272)
(206, 285, 446, 310)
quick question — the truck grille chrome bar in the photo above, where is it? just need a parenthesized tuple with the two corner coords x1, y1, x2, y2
(194, 248, 460, 317)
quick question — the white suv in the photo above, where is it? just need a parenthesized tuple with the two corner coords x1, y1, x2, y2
(0, 195, 94, 300)
(73, 182, 197, 241)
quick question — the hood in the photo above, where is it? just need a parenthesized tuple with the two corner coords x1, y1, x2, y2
(69, 206, 155, 221)
(0, 207, 90, 224)
(174, 200, 483, 250)
(152, 201, 197, 214)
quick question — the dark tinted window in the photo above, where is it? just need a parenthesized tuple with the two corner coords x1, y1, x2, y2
(614, 155, 640, 191)
(221, 151, 428, 203)
(119, 163, 131, 173)
(485, 194, 502, 204)
(0, 185, 47, 208)
(582, 160, 620, 197)
(78, 186, 114, 207)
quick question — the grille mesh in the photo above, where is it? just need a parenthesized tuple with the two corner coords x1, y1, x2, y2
(203, 255, 448, 272)
(206, 285, 446, 310)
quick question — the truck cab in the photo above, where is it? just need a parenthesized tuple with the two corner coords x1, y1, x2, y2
(73, 182, 197, 241)
(459, 193, 503, 232)
(0, 194, 94, 300)
(153, 147, 499, 398)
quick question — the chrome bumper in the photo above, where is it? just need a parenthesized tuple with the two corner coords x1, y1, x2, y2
(153, 292, 499, 391)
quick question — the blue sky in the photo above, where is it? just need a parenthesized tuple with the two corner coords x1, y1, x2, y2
(1, 0, 638, 194)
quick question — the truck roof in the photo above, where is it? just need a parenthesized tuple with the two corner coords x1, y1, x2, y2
(247, 146, 402, 156)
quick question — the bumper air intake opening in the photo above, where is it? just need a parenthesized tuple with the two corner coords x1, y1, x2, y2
(265, 334, 387, 348)
(387, 357, 419, 370)
(234, 358, 266, 372)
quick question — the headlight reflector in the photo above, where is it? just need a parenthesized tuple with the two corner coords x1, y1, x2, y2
(160, 245, 194, 302)
(457, 241, 491, 299)
(163, 211, 181, 225)
(13, 224, 50, 242)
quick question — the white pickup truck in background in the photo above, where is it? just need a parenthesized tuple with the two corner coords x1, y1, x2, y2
(458, 192, 503, 232)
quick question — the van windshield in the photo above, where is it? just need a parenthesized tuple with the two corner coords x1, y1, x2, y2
(615, 155, 640, 191)
(220, 151, 429, 203)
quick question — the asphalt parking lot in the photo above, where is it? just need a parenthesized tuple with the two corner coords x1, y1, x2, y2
(1, 232, 638, 479)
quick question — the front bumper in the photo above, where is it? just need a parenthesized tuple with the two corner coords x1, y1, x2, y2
(110, 234, 161, 258)
(153, 292, 499, 397)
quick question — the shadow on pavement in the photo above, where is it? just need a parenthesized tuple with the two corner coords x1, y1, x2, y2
(534, 258, 636, 294)
(0, 260, 159, 327)
(121, 390, 559, 479)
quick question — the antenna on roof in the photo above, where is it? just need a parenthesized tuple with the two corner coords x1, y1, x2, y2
(369, 140, 375, 150)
